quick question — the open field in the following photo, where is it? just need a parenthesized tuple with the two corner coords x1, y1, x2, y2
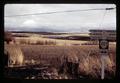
(14, 36, 89, 45)
(13, 32, 115, 46)
(5, 44, 116, 79)
(4, 32, 116, 79)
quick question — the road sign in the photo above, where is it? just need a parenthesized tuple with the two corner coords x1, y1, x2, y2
(89, 30, 116, 41)
(99, 39, 109, 49)
(89, 29, 116, 79)
(99, 49, 108, 55)
(99, 39, 109, 56)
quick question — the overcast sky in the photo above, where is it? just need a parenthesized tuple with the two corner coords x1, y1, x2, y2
(4, 4, 116, 33)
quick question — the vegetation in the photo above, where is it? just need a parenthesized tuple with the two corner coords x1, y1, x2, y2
(18, 44, 116, 79)
(4, 32, 15, 44)
(4, 32, 116, 79)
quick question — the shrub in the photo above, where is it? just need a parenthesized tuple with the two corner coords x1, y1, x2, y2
(4, 32, 15, 44)
(36, 40, 56, 45)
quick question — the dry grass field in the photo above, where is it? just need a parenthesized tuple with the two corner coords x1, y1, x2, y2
(4, 32, 116, 79)
(14, 36, 88, 45)
(5, 44, 116, 79)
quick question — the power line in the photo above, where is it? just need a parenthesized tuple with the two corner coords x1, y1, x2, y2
(5, 7, 116, 17)
(99, 9, 107, 29)
(98, 5, 115, 29)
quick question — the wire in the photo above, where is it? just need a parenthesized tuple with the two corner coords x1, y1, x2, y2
(99, 9, 107, 29)
(98, 5, 115, 30)
(5, 7, 116, 17)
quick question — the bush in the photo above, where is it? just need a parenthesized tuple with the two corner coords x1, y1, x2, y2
(36, 40, 56, 45)
(36, 41, 45, 45)
(4, 32, 15, 44)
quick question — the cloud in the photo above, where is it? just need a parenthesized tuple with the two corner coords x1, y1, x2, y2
(4, 4, 116, 32)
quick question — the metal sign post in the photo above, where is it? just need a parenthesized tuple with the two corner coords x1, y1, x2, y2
(89, 30, 115, 79)
(99, 38, 109, 79)
(101, 55, 105, 79)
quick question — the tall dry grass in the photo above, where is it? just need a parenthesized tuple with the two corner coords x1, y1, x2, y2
(4, 45, 24, 67)
(14, 44, 116, 79)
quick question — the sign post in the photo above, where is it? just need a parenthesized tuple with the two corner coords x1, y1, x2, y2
(101, 55, 105, 79)
(99, 39, 109, 79)
(89, 30, 116, 79)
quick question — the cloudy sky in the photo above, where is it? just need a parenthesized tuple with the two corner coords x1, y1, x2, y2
(4, 4, 116, 33)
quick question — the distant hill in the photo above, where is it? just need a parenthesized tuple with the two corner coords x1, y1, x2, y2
(5, 26, 89, 33)
(10, 31, 66, 35)
(5, 26, 116, 33)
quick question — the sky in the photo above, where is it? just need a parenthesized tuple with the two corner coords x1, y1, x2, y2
(4, 4, 116, 33)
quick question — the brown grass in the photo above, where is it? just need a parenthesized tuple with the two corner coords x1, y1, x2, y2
(4, 32, 116, 79)
(5, 44, 115, 79)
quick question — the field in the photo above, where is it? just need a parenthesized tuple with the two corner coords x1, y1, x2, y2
(4, 32, 116, 79)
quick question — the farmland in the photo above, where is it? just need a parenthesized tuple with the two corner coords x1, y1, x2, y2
(4, 32, 116, 79)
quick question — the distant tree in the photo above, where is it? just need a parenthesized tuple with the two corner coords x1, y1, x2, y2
(4, 32, 15, 44)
